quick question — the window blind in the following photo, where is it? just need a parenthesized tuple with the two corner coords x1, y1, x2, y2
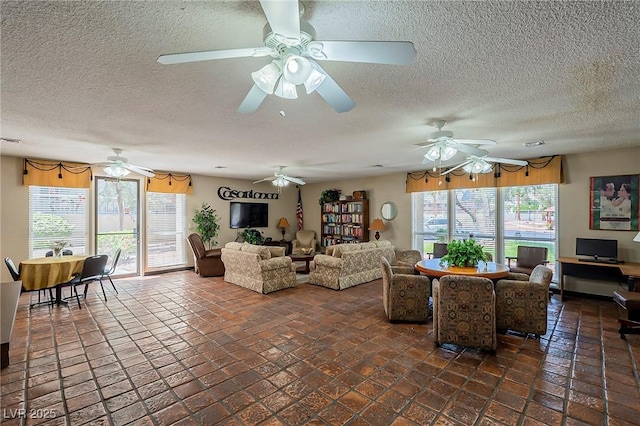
(146, 192, 187, 269)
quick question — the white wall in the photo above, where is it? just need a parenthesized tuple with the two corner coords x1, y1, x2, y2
(3, 146, 639, 296)
(0, 155, 297, 281)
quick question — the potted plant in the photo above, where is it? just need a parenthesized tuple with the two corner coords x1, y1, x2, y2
(440, 239, 487, 267)
(318, 188, 341, 205)
(192, 202, 220, 250)
(239, 228, 264, 245)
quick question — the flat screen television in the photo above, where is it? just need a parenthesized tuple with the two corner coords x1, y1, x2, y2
(230, 202, 268, 229)
(575, 237, 618, 260)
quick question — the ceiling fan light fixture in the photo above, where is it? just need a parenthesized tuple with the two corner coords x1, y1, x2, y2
(463, 160, 492, 174)
(441, 146, 457, 161)
(276, 77, 298, 99)
(103, 165, 130, 178)
(303, 68, 326, 94)
(251, 61, 282, 94)
(272, 176, 289, 187)
(283, 54, 312, 85)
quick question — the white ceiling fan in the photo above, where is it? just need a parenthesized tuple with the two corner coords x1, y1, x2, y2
(419, 120, 497, 166)
(253, 166, 305, 187)
(157, 0, 416, 114)
(94, 148, 155, 178)
(442, 155, 528, 175)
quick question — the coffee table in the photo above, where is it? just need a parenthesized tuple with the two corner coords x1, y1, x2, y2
(289, 253, 315, 274)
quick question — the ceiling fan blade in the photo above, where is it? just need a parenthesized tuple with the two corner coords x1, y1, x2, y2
(441, 161, 472, 175)
(307, 41, 416, 65)
(312, 64, 355, 113)
(125, 164, 155, 178)
(157, 47, 274, 65)
(285, 176, 305, 185)
(453, 138, 498, 145)
(451, 143, 489, 156)
(238, 84, 268, 114)
(253, 177, 275, 184)
(484, 157, 528, 166)
(260, 0, 300, 44)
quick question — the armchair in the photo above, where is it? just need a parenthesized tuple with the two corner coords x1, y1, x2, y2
(187, 233, 225, 277)
(291, 230, 316, 254)
(495, 265, 553, 337)
(391, 249, 422, 275)
(505, 246, 549, 275)
(433, 275, 497, 352)
(381, 257, 431, 323)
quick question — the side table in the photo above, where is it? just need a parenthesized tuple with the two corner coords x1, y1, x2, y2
(264, 240, 292, 255)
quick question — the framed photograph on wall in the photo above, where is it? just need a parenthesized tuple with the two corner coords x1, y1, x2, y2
(589, 174, 639, 231)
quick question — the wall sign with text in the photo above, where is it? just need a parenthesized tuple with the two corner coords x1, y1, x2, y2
(217, 186, 279, 201)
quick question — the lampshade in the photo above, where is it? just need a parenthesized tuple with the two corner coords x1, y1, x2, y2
(304, 61, 327, 94)
(424, 142, 457, 162)
(251, 61, 281, 94)
(283, 54, 312, 85)
(272, 176, 289, 187)
(463, 159, 493, 174)
(277, 217, 291, 229)
(368, 218, 386, 231)
(103, 165, 130, 178)
(633, 232, 640, 242)
(275, 77, 298, 99)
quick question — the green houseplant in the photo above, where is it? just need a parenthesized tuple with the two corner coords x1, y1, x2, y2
(239, 228, 264, 245)
(318, 188, 341, 205)
(440, 239, 487, 267)
(192, 202, 220, 249)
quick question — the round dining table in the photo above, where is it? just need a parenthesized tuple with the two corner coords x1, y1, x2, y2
(20, 255, 86, 291)
(415, 258, 510, 280)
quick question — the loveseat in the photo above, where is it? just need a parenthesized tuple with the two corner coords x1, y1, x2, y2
(220, 242, 297, 294)
(309, 240, 396, 290)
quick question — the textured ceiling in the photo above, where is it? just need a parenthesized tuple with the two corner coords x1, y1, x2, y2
(1, 1, 639, 183)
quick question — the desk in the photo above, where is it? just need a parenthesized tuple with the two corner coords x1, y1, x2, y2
(557, 257, 640, 301)
(20, 256, 86, 304)
(415, 259, 510, 280)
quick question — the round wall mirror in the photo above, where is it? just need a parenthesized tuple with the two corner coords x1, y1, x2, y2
(381, 201, 398, 221)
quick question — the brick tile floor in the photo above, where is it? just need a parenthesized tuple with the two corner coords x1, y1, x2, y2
(2, 272, 640, 425)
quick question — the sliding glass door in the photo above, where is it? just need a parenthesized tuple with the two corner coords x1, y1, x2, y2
(95, 177, 140, 276)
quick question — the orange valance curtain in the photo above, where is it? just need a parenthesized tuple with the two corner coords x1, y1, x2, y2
(145, 173, 194, 194)
(22, 159, 93, 188)
(406, 156, 563, 192)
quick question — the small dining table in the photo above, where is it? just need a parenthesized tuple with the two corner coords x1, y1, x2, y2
(415, 258, 510, 280)
(20, 255, 86, 305)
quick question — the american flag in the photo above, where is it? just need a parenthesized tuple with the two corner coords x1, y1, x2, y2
(296, 188, 303, 230)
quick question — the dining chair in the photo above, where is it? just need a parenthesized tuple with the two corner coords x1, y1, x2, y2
(433, 274, 497, 352)
(64, 255, 108, 308)
(102, 249, 121, 294)
(5, 257, 54, 308)
(505, 246, 549, 275)
(45, 250, 73, 257)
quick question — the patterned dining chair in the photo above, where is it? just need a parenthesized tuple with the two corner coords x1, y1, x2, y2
(495, 265, 553, 337)
(433, 274, 497, 352)
(381, 257, 431, 323)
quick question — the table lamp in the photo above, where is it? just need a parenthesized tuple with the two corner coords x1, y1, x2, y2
(277, 217, 290, 242)
(369, 218, 386, 241)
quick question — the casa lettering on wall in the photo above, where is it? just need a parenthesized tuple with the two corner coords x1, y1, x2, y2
(217, 186, 279, 201)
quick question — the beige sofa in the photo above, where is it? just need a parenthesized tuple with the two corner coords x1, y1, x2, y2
(309, 240, 396, 290)
(220, 242, 297, 294)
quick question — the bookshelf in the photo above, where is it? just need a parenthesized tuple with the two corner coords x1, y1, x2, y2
(320, 199, 369, 247)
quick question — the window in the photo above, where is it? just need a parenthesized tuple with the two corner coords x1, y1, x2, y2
(146, 192, 187, 269)
(29, 186, 89, 258)
(412, 184, 558, 273)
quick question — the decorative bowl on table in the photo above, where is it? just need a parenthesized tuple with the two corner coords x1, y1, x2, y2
(300, 248, 314, 255)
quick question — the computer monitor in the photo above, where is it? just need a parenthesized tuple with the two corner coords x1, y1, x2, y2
(575, 238, 618, 261)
